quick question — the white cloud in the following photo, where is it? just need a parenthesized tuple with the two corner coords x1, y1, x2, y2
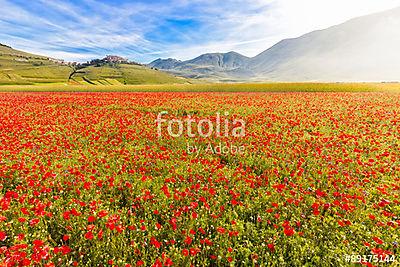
(164, 0, 400, 60)
(1, 0, 400, 62)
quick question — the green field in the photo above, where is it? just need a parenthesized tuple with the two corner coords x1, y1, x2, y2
(1, 91, 399, 266)
(69, 64, 187, 85)
(0, 82, 399, 92)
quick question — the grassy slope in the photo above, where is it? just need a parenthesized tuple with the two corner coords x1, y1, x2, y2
(0, 45, 71, 85)
(0, 44, 187, 85)
(0, 82, 399, 92)
(71, 64, 186, 85)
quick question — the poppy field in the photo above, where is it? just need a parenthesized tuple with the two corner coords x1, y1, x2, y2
(0, 92, 399, 266)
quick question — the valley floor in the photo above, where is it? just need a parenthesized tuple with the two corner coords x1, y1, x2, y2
(0, 82, 400, 92)
(0, 92, 399, 266)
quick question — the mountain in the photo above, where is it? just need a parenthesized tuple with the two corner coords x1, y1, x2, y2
(186, 52, 249, 69)
(149, 52, 251, 81)
(249, 6, 400, 82)
(149, 58, 182, 69)
(0, 44, 186, 85)
(150, 7, 400, 82)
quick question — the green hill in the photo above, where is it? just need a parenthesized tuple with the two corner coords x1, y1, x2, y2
(0, 44, 186, 85)
(69, 64, 186, 85)
(0, 44, 71, 85)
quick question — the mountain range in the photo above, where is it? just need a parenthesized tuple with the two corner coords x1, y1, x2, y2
(149, 7, 400, 82)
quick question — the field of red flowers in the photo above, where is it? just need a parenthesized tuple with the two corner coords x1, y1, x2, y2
(0, 92, 399, 266)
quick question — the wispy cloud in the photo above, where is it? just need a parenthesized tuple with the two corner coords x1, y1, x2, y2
(1, 0, 399, 62)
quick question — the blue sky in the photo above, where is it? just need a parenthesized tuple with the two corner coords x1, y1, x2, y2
(1, 0, 399, 62)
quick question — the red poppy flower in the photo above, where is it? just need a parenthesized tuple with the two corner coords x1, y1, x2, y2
(184, 236, 193, 245)
(284, 227, 295, 236)
(0, 231, 6, 241)
(372, 237, 383, 245)
(84, 232, 94, 240)
(182, 249, 189, 257)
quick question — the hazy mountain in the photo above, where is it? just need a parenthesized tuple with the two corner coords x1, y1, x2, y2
(149, 52, 252, 81)
(150, 7, 400, 82)
(185, 52, 250, 69)
(149, 58, 182, 69)
(249, 6, 400, 81)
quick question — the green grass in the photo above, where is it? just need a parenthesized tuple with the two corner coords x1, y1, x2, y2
(71, 64, 186, 85)
(0, 82, 399, 92)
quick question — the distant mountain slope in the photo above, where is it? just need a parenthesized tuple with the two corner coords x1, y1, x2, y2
(249, 6, 400, 81)
(0, 44, 186, 85)
(149, 52, 251, 81)
(150, 7, 400, 82)
(185, 52, 249, 69)
(149, 58, 182, 70)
